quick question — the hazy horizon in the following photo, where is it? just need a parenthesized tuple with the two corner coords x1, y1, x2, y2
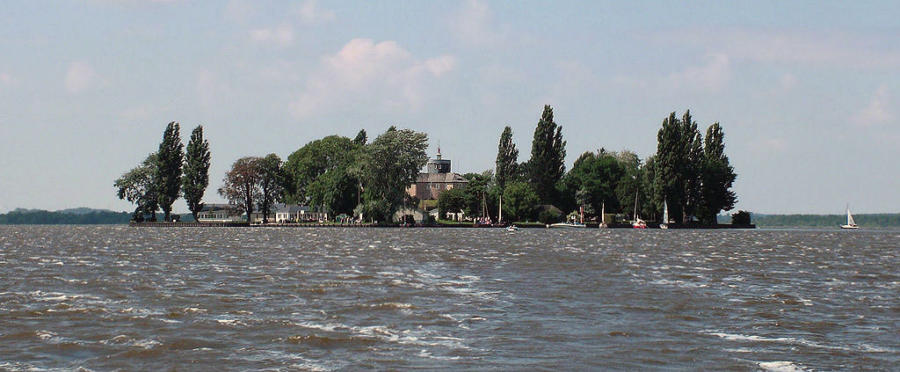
(1, 1, 898, 215)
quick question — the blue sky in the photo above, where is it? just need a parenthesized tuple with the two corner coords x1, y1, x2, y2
(1, 0, 898, 214)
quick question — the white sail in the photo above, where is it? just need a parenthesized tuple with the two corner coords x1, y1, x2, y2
(662, 200, 669, 224)
(847, 207, 855, 226)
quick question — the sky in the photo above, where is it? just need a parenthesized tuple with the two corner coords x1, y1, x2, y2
(1, 0, 898, 215)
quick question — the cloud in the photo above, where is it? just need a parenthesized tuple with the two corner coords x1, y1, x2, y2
(249, 24, 294, 47)
(853, 85, 893, 127)
(224, 0, 255, 24)
(667, 53, 731, 92)
(654, 29, 900, 70)
(0, 72, 13, 87)
(289, 39, 456, 119)
(779, 73, 798, 91)
(450, 0, 505, 47)
(613, 53, 731, 93)
(295, 0, 335, 24)
(65, 61, 98, 94)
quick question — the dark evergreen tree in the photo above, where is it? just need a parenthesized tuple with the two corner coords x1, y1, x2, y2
(495, 126, 519, 191)
(182, 125, 210, 222)
(698, 123, 737, 224)
(654, 112, 685, 223)
(353, 129, 367, 145)
(527, 105, 566, 204)
(154, 122, 184, 222)
(682, 111, 703, 222)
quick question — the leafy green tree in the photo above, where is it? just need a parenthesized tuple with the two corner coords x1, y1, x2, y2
(527, 105, 566, 204)
(115, 153, 159, 221)
(503, 181, 539, 222)
(495, 126, 519, 191)
(640, 155, 661, 219)
(154, 122, 184, 222)
(655, 112, 686, 223)
(283, 135, 360, 204)
(461, 171, 497, 219)
(357, 127, 429, 222)
(437, 185, 467, 220)
(258, 154, 285, 224)
(219, 157, 262, 222)
(307, 166, 359, 216)
(682, 111, 703, 222)
(182, 125, 210, 222)
(563, 150, 625, 217)
(353, 129, 367, 145)
(698, 123, 737, 224)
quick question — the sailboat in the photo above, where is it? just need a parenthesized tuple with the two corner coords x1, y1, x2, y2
(598, 202, 608, 228)
(550, 206, 587, 228)
(659, 200, 669, 229)
(632, 190, 646, 229)
(840, 205, 859, 229)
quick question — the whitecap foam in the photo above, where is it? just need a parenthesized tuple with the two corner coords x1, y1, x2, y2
(758, 361, 806, 372)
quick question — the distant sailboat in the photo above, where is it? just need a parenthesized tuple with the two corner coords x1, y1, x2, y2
(632, 189, 646, 229)
(550, 206, 587, 228)
(840, 205, 859, 230)
(659, 200, 669, 230)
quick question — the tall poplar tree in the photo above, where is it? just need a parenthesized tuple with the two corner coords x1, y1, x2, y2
(495, 126, 519, 191)
(527, 105, 566, 204)
(698, 123, 737, 224)
(654, 112, 685, 223)
(682, 111, 703, 222)
(182, 125, 210, 222)
(155, 122, 184, 222)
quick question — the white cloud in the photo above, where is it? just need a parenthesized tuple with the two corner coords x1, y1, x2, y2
(65, 61, 98, 94)
(0, 72, 13, 86)
(289, 39, 456, 119)
(654, 29, 900, 70)
(779, 73, 798, 91)
(613, 53, 731, 93)
(249, 24, 294, 47)
(295, 0, 335, 24)
(667, 53, 731, 92)
(224, 0, 255, 24)
(450, 0, 505, 47)
(853, 85, 893, 127)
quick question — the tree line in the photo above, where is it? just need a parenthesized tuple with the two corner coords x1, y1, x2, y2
(439, 106, 737, 224)
(116, 106, 737, 225)
(115, 122, 211, 222)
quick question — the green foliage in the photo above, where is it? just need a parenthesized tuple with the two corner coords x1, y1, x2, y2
(283, 135, 360, 204)
(358, 128, 429, 222)
(437, 185, 467, 218)
(698, 123, 737, 224)
(154, 122, 184, 221)
(257, 154, 285, 223)
(182, 125, 210, 221)
(495, 126, 519, 191)
(538, 209, 562, 224)
(731, 210, 751, 225)
(0, 209, 132, 224)
(527, 105, 566, 204)
(218, 157, 262, 221)
(502, 181, 539, 222)
(461, 171, 497, 218)
(115, 152, 159, 221)
(353, 129, 367, 145)
(564, 150, 625, 217)
(307, 166, 358, 216)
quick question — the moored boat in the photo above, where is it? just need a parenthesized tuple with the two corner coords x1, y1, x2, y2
(840, 205, 859, 229)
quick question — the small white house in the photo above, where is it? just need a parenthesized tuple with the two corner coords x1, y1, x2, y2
(196, 204, 242, 222)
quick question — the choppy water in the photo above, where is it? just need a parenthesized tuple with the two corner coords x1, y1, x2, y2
(0, 226, 897, 370)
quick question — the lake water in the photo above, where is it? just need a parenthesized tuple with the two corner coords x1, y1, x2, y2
(0, 226, 897, 370)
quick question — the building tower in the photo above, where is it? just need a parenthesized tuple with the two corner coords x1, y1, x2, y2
(426, 146, 451, 174)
